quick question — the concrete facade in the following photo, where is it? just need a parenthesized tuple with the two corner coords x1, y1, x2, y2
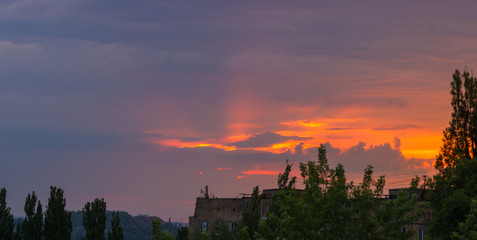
(189, 188, 431, 240)
(188, 189, 279, 235)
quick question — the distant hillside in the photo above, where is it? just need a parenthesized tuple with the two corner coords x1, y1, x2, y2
(70, 211, 179, 240)
(13, 211, 182, 239)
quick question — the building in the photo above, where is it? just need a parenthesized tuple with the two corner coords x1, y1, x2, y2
(188, 189, 283, 235)
(189, 188, 431, 239)
(388, 188, 432, 240)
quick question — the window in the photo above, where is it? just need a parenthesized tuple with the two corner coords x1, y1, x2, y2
(200, 222, 208, 232)
(230, 222, 237, 230)
(418, 229, 424, 240)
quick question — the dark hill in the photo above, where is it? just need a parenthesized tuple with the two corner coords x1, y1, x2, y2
(70, 211, 179, 240)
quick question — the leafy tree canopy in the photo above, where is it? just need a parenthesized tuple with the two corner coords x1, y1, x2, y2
(44, 186, 72, 240)
(82, 198, 107, 240)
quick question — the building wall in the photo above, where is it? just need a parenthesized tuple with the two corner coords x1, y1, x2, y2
(188, 197, 249, 235)
(188, 189, 295, 236)
(189, 188, 431, 239)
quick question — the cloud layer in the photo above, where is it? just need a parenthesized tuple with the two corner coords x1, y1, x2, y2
(0, 0, 470, 220)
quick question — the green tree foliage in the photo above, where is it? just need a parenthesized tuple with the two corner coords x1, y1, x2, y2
(428, 157, 477, 239)
(22, 191, 43, 240)
(160, 230, 175, 240)
(82, 198, 107, 240)
(236, 227, 251, 240)
(151, 217, 161, 240)
(44, 186, 72, 240)
(0, 188, 14, 240)
(375, 177, 422, 240)
(190, 231, 210, 240)
(240, 186, 261, 240)
(436, 69, 477, 173)
(107, 211, 124, 240)
(13, 222, 22, 240)
(151, 217, 174, 240)
(257, 162, 303, 239)
(257, 145, 419, 240)
(452, 198, 477, 239)
(428, 69, 477, 239)
(177, 226, 189, 240)
(210, 219, 232, 240)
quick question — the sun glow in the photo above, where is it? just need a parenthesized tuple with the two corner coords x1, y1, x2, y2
(241, 170, 280, 175)
(151, 116, 442, 172)
(156, 139, 237, 151)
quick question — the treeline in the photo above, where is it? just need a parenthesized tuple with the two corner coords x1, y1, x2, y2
(1, 186, 73, 240)
(190, 69, 477, 240)
(70, 211, 182, 240)
(0, 186, 186, 240)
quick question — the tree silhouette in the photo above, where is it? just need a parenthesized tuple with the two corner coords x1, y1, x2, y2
(82, 198, 107, 240)
(44, 186, 72, 240)
(22, 191, 43, 240)
(0, 188, 14, 240)
(107, 211, 124, 240)
(436, 69, 477, 173)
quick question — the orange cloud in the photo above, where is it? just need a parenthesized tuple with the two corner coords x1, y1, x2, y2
(223, 134, 251, 143)
(282, 120, 324, 128)
(156, 139, 237, 151)
(241, 170, 280, 175)
(150, 115, 442, 169)
(217, 167, 231, 171)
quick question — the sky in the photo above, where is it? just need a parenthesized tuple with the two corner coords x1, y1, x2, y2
(1, 0, 477, 221)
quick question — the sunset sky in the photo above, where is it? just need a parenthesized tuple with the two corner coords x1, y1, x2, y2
(1, 1, 477, 221)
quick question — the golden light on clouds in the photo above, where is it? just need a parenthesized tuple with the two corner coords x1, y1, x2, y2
(153, 120, 441, 160)
(241, 169, 280, 175)
(155, 139, 237, 151)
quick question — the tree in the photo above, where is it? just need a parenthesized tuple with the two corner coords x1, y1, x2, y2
(428, 157, 477, 238)
(257, 145, 420, 240)
(428, 69, 477, 239)
(240, 186, 261, 239)
(82, 198, 107, 240)
(13, 222, 22, 240)
(375, 177, 422, 240)
(452, 198, 477, 239)
(191, 231, 210, 240)
(177, 226, 189, 240)
(435, 69, 477, 173)
(160, 231, 175, 240)
(44, 186, 72, 240)
(210, 219, 232, 240)
(257, 163, 303, 239)
(107, 211, 123, 240)
(22, 191, 43, 240)
(151, 217, 161, 240)
(151, 217, 175, 240)
(237, 227, 251, 240)
(0, 188, 14, 240)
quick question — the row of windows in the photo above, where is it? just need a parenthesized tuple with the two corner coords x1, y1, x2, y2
(199, 221, 238, 232)
(400, 227, 425, 240)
